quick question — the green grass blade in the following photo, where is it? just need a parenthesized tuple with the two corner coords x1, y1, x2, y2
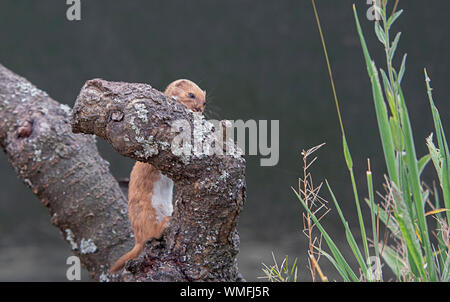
(314, 2, 371, 274)
(425, 69, 450, 223)
(293, 188, 358, 281)
(342, 135, 353, 169)
(342, 135, 370, 263)
(353, 4, 399, 185)
(387, 9, 403, 29)
(398, 54, 407, 85)
(325, 180, 370, 279)
(418, 154, 431, 177)
(363, 197, 400, 240)
(391, 182, 428, 280)
(397, 84, 437, 280)
(380, 244, 406, 280)
(367, 164, 381, 276)
(315, 247, 351, 282)
(426, 134, 443, 182)
(442, 253, 450, 282)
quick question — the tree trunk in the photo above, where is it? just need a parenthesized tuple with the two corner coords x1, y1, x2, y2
(0, 64, 246, 281)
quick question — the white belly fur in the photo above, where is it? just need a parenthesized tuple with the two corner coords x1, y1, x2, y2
(151, 171, 174, 222)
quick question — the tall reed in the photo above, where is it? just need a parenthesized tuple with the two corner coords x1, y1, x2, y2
(291, 0, 450, 281)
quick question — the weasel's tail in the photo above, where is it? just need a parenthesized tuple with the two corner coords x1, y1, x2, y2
(109, 243, 144, 274)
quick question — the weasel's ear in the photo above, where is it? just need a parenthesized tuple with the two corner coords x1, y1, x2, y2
(175, 79, 188, 88)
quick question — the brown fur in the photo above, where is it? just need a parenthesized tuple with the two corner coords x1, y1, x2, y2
(164, 79, 206, 113)
(109, 79, 206, 273)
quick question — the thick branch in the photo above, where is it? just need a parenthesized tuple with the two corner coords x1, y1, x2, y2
(71, 79, 246, 281)
(0, 64, 246, 281)
(0, 64, 134, 281)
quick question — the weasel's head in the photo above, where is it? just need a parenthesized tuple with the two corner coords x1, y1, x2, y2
(164, 79, 206, 113)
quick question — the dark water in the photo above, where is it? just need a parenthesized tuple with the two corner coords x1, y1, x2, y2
(1, 0, 450, 281)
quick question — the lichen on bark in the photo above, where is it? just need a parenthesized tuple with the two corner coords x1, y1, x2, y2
(0, 65, 246, 281)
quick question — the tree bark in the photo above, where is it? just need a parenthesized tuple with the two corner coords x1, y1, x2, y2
(0, 64, 134, 281)
(71, 78, 246, 281)
(0, 64, 246, 281)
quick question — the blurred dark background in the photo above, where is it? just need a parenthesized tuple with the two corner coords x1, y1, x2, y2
(1, 0, 450, 281)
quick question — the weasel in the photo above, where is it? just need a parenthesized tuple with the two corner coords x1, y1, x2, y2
(109, 79, 206, 273)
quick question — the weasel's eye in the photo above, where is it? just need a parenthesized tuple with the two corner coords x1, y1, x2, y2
(188, 93, 195, 99)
